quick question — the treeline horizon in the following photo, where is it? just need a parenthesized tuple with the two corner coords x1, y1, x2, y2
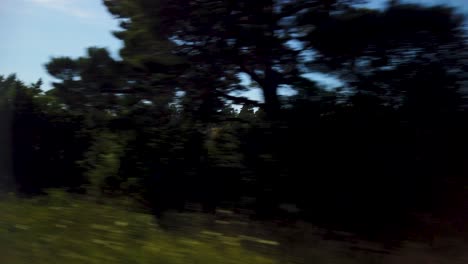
(1, 0, 468, 237)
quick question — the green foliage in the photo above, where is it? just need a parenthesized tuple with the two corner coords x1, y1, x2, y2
(78, 131, 130, 194)
(0, 75, 89, 193)
(0, 75, 18, 191)
(45, 47, 129, 112)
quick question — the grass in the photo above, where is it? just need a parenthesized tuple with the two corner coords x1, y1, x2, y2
(1, 190, 467, 264)
(0, 191, 276, 264)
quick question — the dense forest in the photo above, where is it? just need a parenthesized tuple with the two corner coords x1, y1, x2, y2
(1, 0, 468, 238)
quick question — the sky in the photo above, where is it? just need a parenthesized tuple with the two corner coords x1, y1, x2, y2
(0, 0, 467, 96)
(0, 0, 121, 88)
(367, 0, 468, 10)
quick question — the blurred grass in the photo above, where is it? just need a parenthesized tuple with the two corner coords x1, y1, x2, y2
(0, 190, 467, 264)
(0, 191, 276, 264)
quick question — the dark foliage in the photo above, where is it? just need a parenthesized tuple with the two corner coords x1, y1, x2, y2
(1, 0, 468, 238)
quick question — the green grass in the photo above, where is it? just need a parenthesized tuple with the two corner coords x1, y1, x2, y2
(0, 191, 276, 264)
(1, 190, 467, 264)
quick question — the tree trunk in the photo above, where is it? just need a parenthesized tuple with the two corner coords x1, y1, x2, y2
(262, 79, 280, 119)
(262, 0, 280, 120)
(0, 102, 13, 192)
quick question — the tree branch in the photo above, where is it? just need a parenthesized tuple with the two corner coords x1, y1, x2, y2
(238, 63, 265, 88)
(275, 2, 321, 20)
(222, 93, 262, 107)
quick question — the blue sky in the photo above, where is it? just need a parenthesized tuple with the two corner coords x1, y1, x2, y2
(0, 0, 466, 94)
(364, 0, 467, 9)
(0, 0, 121, 88)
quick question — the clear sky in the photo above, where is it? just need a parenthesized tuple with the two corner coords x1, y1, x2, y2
(363, 0, 468, 9)
(0, 0, 466, 92)
(0, 0, 121, 88)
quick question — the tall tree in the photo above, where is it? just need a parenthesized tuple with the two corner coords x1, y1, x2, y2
(103, 0, 361, 118)
(0, 75, 88, 193)
(45, 47, 131, 113)
(298, 2, 467, 106)
(0, 75, 18, 191)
